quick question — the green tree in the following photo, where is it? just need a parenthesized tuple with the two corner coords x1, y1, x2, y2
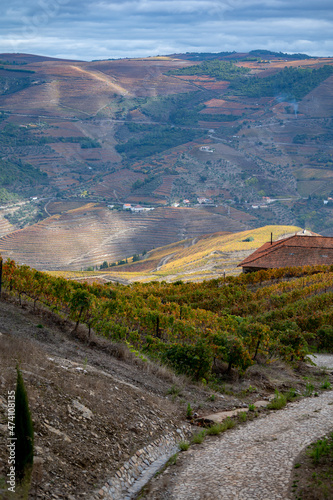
(70, 288, 92, 333)
(14, 366, 34, 489)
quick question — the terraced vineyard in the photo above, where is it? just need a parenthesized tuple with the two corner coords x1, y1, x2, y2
(53, 225, 302, 283)
(1, 50, 333, 253)
(0, 214, 15, 237)
(3, 255, 333, 383)
(0, 204, 249, 270)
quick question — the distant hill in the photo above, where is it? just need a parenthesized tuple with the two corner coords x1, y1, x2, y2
(169, 50, 313, 61)
(50, 224, 302, 283)
(0, 49, 332, 268)
(0, 53, 82, 64)
(0, 203, 250, 271)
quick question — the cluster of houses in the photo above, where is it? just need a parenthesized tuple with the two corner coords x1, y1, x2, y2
(199, 146, 215, 153)
(122, 204, 154, 213)
(197, 197, 214, 205)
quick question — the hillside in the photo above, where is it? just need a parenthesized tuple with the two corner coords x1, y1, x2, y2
(1, 253, 333, 498)
(52, 225, 302, 283)
(0, 203, 250, 271)
(0, 50, 333, 267)
(0, 282, 330, 500)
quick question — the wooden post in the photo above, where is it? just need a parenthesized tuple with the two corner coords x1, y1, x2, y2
(156, 316, 160, 338)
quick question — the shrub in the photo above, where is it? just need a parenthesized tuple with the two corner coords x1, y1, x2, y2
(304, 382, 314, 397)
(191, 430, 207, 444)
(186, 403, 193, 419)
(206, 417, 235, 435)
(163, 340, 213, 380)
(238, 411, 247, 422)
(179, 441, 190, 451)
(316, 325, 333, 351)
(320, 379, 332, 390)
(285, 388, 298, 401)
(308, 437, 332, 465)
(166, 384, 181, 396)
(267, 390, 287, 410)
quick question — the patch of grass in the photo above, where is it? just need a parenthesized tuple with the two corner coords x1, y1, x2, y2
(238, 411, 247, 422)
(191, 429, 207, 444)
(179, 441, 190, 451)
(154, 452, 179, 478)
(308, 435, 333, 465)
(166, 384, 182, 396)
(285, 388, 299, 401)
(267, 390, 287, 410)
(206, 417, 236, 436)
(206, 423, 224, 436)
(320, 379, 332, 390)
(166, 452, 179, 466)
(290, 432, 333, 499)
(248, 403, 256, 411)
(304, 382, 315, 397)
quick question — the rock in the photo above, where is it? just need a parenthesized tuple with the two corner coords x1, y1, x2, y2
(72, 399, 93, 419)
(0, 424, 7, 434)
(44, 423, 71, 442)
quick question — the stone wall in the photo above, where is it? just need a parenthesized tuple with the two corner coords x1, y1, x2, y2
(94, 425, 191, 500)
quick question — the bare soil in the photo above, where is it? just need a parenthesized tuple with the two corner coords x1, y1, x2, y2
(290, 432, 333, 500)
(0, 294, 243, 499)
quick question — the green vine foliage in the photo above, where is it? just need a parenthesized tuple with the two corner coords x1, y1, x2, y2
(2, 258, 333, 380)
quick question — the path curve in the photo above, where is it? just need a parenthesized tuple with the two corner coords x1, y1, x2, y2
(308, 353, 333, 369)
(156, 390, 333, 499)
(147, 354, 333, 500)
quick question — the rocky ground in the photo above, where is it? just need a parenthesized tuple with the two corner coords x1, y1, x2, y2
(0, 294, 330, 499)
(0, 294, 245, 499)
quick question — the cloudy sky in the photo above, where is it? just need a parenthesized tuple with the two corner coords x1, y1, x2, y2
(1, 0, 332, 60)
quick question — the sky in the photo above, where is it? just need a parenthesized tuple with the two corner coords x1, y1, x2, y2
(1, 0, 333, 61)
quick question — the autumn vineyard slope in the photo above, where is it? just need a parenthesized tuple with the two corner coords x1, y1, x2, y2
(2, 258, 333, 383)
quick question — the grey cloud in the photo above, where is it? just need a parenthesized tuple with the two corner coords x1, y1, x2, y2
(0, 0, 332, 59)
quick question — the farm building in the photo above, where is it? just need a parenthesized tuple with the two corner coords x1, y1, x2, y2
(238, 234, 333, 273)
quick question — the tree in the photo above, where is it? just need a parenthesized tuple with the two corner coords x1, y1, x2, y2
(70, 288, 92, 333)
(14, 366, 34, 490)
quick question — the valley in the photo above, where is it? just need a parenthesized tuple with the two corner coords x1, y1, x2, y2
(0, 50, 333, 272)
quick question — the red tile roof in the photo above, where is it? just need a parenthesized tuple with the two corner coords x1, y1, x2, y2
(238, 235, 333, 270)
